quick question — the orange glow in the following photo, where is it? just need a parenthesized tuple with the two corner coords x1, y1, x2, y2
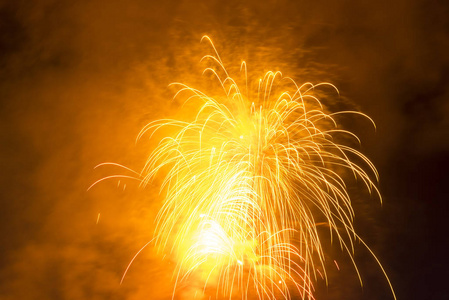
(94, 36, 396, 300)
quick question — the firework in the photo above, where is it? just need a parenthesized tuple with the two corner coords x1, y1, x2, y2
(92, 36, 395, 300)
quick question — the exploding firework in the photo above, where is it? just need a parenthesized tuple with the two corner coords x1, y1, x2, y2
(92, 36, 395, 300)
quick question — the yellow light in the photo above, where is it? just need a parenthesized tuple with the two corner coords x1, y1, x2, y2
(97, 36, 396, 300)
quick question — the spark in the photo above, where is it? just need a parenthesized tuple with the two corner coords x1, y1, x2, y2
(334, 260, 340, 271)
(93, 36, 395, 300)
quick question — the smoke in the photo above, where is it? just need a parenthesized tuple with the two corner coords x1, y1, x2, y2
(0, 0, 448, 299)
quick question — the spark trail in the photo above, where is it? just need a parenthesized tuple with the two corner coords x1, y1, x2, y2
(93, 36, 395, 300)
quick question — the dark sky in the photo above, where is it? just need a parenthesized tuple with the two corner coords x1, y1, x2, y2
(0, 0, 448, 299)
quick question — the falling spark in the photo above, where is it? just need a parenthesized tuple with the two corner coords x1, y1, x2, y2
(333, 260, 340, 271)
(92, 36, 395, 300)
(96, 213, 100, 225)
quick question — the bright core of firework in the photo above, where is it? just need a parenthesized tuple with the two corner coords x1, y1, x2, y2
(93, 36, 395, 300)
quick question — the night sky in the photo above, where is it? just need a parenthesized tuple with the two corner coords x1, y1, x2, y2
(1, 0, 448, 299)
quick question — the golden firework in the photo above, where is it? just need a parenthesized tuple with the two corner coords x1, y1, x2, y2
(93, 36, 395, 300)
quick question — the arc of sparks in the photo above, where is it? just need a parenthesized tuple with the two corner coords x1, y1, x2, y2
(93, 36, 395, 300)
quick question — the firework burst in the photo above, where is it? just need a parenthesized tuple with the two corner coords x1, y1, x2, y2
(92, 36, 395, 300)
